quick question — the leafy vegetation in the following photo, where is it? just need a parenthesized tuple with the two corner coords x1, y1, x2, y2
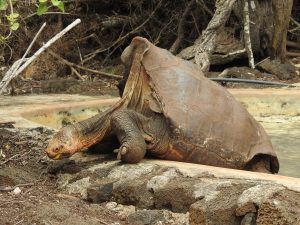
(0, 0, 64, 42)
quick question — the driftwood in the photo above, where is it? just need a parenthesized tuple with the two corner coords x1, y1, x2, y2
(0, 19, 81, 95)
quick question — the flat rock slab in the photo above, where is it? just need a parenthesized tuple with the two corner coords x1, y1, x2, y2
(52, 152, 300, 225)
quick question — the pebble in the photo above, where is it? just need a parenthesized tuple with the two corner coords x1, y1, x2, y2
(12, 187, 21, 195)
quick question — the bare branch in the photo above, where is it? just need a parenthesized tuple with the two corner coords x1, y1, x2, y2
(242, 0, 255, 69)
(0, 19, 81, 95)
(47, 49, 122, 79)
(170, 0, 195, 54)
(83, 1, 162, 62)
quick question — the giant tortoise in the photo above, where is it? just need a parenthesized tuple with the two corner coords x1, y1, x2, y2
(46, 37, 279, 173)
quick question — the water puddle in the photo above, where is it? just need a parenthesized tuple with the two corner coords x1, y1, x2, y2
(260, 120, 300, 178)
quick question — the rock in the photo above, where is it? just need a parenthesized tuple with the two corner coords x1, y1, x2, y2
(65, 177, 91, 199)
(106, 201, 118, 210)
(236, 202, 257, 217)
(127, 210, 172, 225)
(257, 58, 296, 80)
(87, 179, 115, 203)
(105, 203, 136, 220)
(12, 187, 21, 195)
(236, 184, 285, 215)
(189, 180, 251, 225)
(147, 168, 180, 193)
(108, 163, 158, 182)
(152, 177, 199, 212)
(115, 204, 136, 220)
(241, 213, 256, 225)
(256, 190, 300, 225)
(171, 212, 190, 225)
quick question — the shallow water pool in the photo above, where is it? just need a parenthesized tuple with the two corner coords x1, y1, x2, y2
(261, 120, 300, 177)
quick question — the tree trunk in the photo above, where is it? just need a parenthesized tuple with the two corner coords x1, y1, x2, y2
(271, 0, 294, 62)
(179, 0, 294, 70)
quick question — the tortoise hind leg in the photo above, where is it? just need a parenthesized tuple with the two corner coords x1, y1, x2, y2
(111, 109, 155, 163)
(247, 154, 272, 174)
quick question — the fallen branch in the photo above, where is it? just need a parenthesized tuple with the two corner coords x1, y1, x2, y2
(286, 41, 300, 50)
(242, 0, 255, 68)
(0, 19, 81, 95)
(286, 51, 300, 57)
(47, 49, 122, 79)
(0, 22, 46, 95)
(289, 17, 300, 32)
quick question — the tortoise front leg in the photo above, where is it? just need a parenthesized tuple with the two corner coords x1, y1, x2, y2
(111, 110, 153, 163)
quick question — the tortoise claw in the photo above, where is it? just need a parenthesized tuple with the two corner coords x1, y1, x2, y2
(115, 146, 128, 160)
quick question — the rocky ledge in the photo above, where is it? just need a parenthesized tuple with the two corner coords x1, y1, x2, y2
(52, 151, 300, 225)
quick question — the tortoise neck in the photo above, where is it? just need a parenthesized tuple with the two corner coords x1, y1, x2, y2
(74, 111, 111, 149)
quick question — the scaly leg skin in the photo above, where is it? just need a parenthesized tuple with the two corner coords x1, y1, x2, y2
(111, 110, 154, 163)
(248, 155, 272, 174)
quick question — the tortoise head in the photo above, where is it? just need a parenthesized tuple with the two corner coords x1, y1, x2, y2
(46, 126, 81, 160)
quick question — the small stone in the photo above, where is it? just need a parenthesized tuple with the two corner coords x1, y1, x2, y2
(106, 202, 118, 210)
(241, 213, 256, 225)
(12, 187, 21, 195)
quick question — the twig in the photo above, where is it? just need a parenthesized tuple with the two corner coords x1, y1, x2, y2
(47, 49, 122, 79)
(76, 41, 83, 64)
(242, 0, 255, 68)
(0, 182, 36, 192)
(71, 67, 84, 80)
(25, 12, 71, 20)
(11, 23, 47, 78)
(0, 153, 21, 165)
(196, 0, 214, 16)
(0, 19, 81, 95)
(170, 0, 195, 54)
(0, 149, 32, 165)
(255, 57, 270, 67)
(290, 17, 300, 30)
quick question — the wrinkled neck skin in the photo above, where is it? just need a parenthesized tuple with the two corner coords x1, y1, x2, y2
(73, 111, 112, 150)
(73, 42, 154, 151)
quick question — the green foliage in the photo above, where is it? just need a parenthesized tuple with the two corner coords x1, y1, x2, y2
(0, 0, 8, 11)
(0, 0, 65, 41)
(37, 0, 65, 16)
(6, 12, 19, 31)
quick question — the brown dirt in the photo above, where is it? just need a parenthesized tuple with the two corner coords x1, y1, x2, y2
(0, 128, 127, 225)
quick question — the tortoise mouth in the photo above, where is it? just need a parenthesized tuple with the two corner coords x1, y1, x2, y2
(46, 151, 71, 160)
